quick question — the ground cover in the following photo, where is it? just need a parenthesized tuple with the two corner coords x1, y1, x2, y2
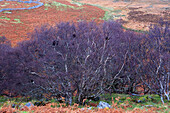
(0, 93, 169, 113)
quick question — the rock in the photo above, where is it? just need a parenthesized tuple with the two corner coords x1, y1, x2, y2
(81, 108, 89, 112)
(25, 102, 34, 108)
(18, 102, 34, 111)
(137, 100, 142, 103)
(81, 108, 85, 110)
(131, 93, 141, 96)
(11, 104, 16, 108)
(145, 105, 153, 107)
(97, 101, 111, 109)
(81, 107, 94, 111)
(118, 100, 122, 103)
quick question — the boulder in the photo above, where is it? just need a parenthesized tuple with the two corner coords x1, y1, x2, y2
(97, 101, 111, 109)
(19, 102, 34, 111)
(145, 105, 154, 107)
(131, 93, 141, 96)
(25, 102, 34, 108)
(11, 104, 16, 108)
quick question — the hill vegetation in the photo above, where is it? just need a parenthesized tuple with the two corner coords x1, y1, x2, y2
(0, 20, 169, 112)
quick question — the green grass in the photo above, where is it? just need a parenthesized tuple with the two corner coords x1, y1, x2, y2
(111, 9, 122, 13)
(0, 2, 9, 7)
(102, 11, 114, 20)
(1, 4, 7, 7)
(44, 1, 83, 11)
(69, 1, 117, 21)
(71, 1, 84, 6)
(11, 19, 23, 24)
(3, 11, 12, 14)
(0, 16, 10, 20)
(52, 1, 75, 9)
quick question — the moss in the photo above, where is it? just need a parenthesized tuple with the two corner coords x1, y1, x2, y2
(138, 97, 146, 102)
(51, 105, 55, 108)
(0, 96, 8, 103)
(120, 97, 126, 101)
(77, 105, 84, 108)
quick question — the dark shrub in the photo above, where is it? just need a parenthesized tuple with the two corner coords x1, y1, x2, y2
(0, 20, 169, 104)
(15, 21, 135, 104)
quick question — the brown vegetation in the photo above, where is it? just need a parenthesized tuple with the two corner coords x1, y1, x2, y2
(0, 101, 166, 113)
(0, 0, 105, 46)
(76, 0, 170, 31)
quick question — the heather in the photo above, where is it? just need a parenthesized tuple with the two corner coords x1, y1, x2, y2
(0, 20, 169, 112)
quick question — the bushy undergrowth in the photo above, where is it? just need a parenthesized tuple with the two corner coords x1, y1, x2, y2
(0, 93, 169, 113)
(0, 20, 169, 106)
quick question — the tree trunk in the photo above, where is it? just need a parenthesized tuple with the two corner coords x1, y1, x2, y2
(65, 92, 72, 105)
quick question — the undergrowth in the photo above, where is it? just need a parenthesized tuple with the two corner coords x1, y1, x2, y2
(0, 93, 169, 113)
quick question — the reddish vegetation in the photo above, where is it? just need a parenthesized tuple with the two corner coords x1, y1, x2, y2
(0, 0, 105, 46)
(0, 1, 37, 9)
(0, 101, 167, 113)
(1, 0, 169, 46)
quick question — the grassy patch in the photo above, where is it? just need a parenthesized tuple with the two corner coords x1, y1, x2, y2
(72, 1, 123, 21)
(71, 1, 83, 6)
(11, 19, 23, 24)
(52, 1, 74, 9)
(111, 9, 122, 13)
(102, 10, 126, 20)
(102, 11, 114, 20)
(1, 4, 7, 7)
(44, 1, 83, 11)
(1, 2, 9, 7)
(0, 16, 10, 20)
(3, 11, 12, 14)
(122, 25, 148, 33)
(44, 3, 51, 10)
